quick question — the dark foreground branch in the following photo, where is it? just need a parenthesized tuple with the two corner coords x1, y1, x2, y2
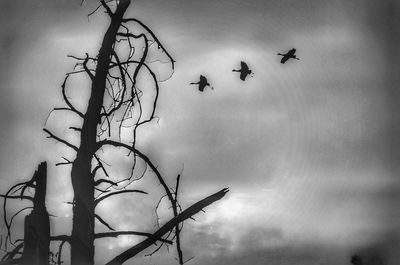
(95, 231, 172, 244)
(104, 188, 229, 265)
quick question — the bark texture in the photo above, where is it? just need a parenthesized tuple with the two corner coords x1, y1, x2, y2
(69, 1, 131, 265)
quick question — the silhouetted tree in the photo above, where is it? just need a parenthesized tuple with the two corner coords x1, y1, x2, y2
(0, 1, 228, 265)
(0, 163, 49, 265)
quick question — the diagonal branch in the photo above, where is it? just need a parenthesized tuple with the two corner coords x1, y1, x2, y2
(0, 242, 23, 262)
(105, 188, 229, 265)
(43, 128, 79, 151)
(94, 154, 110, 178)
(100, 0, 114, 18)
(95, 231, 172, 244)
(95, 214, 115, 231)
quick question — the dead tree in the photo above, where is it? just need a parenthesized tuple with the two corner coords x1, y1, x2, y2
(0, 162, 50, 265)
(20, 162, 50, 265)
(41, 1, 228, 265)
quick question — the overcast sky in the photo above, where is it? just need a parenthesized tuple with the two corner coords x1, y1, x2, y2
(0, 0, 399, 264)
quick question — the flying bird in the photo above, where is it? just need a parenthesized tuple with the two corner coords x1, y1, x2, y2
(277, 48, 300, 64)
(232, 61, 253, 81)
(190, 75, 214, 92)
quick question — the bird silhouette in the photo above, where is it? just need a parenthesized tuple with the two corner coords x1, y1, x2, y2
(232, 61, 253, 81)
(190, 75, 214, 92)
(277, 48, 300, 64)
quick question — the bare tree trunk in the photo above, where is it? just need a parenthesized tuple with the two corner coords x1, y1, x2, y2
(20, 162, 50, 265)
(70, 1, 131, 265)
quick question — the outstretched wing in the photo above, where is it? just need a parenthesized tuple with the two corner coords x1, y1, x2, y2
(241, 61, 249, 71)
(280, 56, 289, 64)
(288, 48, 296, 56)
(200, 75, 207, 83)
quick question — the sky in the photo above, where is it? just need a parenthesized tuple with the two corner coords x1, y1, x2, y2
(0, 0, 399, 264)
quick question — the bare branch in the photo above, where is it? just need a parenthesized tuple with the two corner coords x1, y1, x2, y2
(95, 231, 172, 244)
(121, 18, 176, 69)
(94, 154, 110, 178)
(94, 179, 117, 187)
(53, 107, 77, 112)
(95, 214, 115, 231)
(101, 51, 128, 118)
(95, 189, 147, 207)
(60, 74, 84, 118)
(83, 53, 95, 80)
(69, 126, 82, 132)
(100, 0, 114, 18)
(0, 242, 23, 262)
(0, 195, 34, 201)
(97, 140, 174, 204)
(105, 188, 229, 265)
(57, 240, 68, 265)
(43, 128, 79, 151)
(8, 207, 32, 234)
(55, 157, 73, 167)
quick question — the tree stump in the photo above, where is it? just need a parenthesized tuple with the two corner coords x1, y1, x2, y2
(20, 162, 50, 265)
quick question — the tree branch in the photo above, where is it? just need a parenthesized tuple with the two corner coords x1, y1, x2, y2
(60, 74, 84, 118)
(94, 179, 117, 187)
(94, 154, 110, 178)
(95, 190, 147, 207)
(96, 140, 174, 205)
(95, 214, 115, 231)
(121, 18, 175, 69)
(43, 128, 79, 151)
(55, 157, 73, 167)
(0, 242, 23, 262)
(0, 195, 34, 201)
(105, 188, 229, 265)
(95, 231, 172, 244)
(100, 0, 114, 18)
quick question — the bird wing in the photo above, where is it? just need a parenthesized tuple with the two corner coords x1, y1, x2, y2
(241, 61, 249, 71)
(288, 48, 296, 56)
(280, 56, 289, 64)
